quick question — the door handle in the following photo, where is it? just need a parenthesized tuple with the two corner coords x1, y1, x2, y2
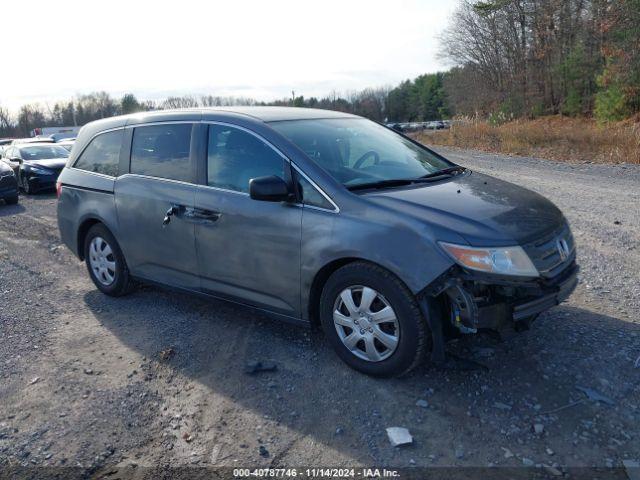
(185, 207, 221, 223)
(162, 204, 182, 226)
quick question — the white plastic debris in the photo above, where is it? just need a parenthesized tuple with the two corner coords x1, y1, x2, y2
(386, 427, 413, 447)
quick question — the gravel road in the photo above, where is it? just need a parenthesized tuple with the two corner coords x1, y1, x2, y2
(1, 148, 639, 478)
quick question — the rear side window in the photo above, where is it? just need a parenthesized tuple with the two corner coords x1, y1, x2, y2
(74, 130, 123, 177)
(207, 125, 284, 193)
(130, 124, 192, 182)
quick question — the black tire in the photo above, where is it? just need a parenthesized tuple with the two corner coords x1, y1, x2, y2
(22, 174, 33, 194)
(84, 223, 135, 297)
(4, 195, 18, 205)
(319, 261, 428, 377)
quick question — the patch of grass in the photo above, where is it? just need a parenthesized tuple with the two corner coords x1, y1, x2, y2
(416, 116, 640, 164)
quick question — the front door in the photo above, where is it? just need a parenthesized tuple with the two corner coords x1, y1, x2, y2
(194, 123, 302, 316)
(115, 123, 199, 290)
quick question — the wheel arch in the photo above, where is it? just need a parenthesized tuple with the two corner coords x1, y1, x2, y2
(76, 217, 104, 261)
(307, 257, 415, 327)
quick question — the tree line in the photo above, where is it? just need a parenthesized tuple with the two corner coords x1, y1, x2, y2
(440, 0, 640, 122)
(0, 77, 450, 138)
(1, 0, 637, 137)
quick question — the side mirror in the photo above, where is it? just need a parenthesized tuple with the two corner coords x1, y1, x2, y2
(10, 157, 22, 163)
(249, 175, 291, 202)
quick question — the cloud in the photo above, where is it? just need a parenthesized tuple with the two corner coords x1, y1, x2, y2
(0, 0, 456, 110)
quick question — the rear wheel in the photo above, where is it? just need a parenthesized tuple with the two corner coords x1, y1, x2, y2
(84, 224, 134, 297)
(319, 262, 428, 377)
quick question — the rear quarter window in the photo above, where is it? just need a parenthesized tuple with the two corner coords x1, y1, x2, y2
(74, 130, 123, 177)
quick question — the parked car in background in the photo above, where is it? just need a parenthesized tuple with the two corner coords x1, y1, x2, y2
(4, 144, 69, 194)
(1, 146, 21, 173)
(0, 139, 14, 158)
(0, 161, 19, 205)
(56, 139, 76, 152)
(30, 126, 81, 142)
(57, 107, 577, 377)
(11, 137, 56, 145)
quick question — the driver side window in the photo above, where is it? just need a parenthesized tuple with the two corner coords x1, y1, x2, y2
(207, 125, 284, 193)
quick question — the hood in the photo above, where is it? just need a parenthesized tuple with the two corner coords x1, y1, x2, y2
(365, 171, 564, 245)
(24, 158, 68, 170)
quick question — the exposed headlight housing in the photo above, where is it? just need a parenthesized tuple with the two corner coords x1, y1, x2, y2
(439, 242, 539, 277)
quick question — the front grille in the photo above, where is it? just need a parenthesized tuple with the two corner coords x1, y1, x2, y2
(523, 223, 576, 279)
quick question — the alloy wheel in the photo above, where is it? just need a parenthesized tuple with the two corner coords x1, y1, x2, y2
(333, 285, 399, 362)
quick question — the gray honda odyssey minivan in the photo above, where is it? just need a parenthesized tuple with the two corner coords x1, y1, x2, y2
(57, 107, 578, 377)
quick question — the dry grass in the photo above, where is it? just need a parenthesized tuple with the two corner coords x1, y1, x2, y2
(416, 116, 640, 164)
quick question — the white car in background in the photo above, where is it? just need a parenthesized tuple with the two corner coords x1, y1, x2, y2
(56, 139, 76, 152)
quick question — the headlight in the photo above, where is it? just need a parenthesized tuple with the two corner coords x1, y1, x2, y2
(29, 167, 53, 175)
(439, 242, 539, 277)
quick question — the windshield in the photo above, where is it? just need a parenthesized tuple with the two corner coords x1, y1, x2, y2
(269, 118, 453, 188)
(19, 145, 70, 160)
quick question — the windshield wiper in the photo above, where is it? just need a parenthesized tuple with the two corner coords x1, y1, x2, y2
(347, 178, 418, 191)
(346, 166, 468, 191)
(419, 165, 467, 179)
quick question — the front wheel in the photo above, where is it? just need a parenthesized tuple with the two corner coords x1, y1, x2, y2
(21, 173, 33, 194)
(4, 195, 18, 205)
(319, 262, 428, 377)
(84, 224, 135, 297)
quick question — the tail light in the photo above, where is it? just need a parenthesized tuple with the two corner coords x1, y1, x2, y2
(56, 181, 62, 198)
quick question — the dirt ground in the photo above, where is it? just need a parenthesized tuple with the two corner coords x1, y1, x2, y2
(1, 148, 639, 479)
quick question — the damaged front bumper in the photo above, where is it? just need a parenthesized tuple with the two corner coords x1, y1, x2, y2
(422, 261, 579, 333)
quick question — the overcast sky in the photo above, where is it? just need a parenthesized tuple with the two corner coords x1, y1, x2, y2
(2, 0, 457, 111)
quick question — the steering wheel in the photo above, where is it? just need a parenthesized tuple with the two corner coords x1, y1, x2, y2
(353, 150, 380, 169)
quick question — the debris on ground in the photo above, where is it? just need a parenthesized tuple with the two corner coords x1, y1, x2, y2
(471, 347, 495, 358)
(502, 447, 514, 458)
(182, 432, 193, 443)
(386, 427, 413, 447)
(543, 465, 563, 476)
(493, 401, 512, 411)
(29, 377, 40, 385)
(415, 399, 429, 408)
(635, 355, 640, 368)
(159, 348, 175, 361)
(259, 445, 269, 457)
(83, 368, 93, 375)
(244, 361, 277, 374)
(576, 386, 615, 405)
(533, 423, 544, 435)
